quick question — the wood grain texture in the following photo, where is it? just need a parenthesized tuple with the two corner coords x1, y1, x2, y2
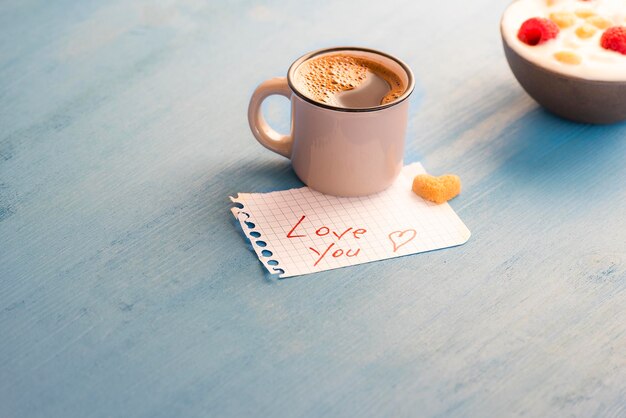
(1, 0, 625, 417)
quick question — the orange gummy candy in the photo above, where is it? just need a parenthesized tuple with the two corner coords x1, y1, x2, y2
(412, 174, 461, 204)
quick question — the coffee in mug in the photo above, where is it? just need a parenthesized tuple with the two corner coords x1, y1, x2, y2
(292, 53, 406, 108)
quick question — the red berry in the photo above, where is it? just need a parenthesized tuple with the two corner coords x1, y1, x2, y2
(517, 17, 560, 46)
(601, 26, 626, 55)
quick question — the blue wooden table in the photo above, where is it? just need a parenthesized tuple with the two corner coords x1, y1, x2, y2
(2, 1, 625, 417)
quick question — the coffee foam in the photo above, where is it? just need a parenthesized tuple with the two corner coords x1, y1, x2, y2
(293, 53, 405, 107)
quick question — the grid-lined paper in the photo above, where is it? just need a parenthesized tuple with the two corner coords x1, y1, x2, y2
(230, 163, 470, 278)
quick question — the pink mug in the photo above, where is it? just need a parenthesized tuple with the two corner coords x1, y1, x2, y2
(248, 47, 415, 197)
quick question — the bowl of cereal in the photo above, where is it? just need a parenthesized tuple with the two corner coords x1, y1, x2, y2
(501, 0, 626, 124)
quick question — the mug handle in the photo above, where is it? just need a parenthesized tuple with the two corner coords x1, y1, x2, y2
(247, 77, 293, 158)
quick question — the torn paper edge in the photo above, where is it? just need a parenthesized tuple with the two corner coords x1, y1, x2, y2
(230, 195, 286, 277)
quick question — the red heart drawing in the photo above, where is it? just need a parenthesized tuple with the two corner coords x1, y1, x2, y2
(388, 229, 417, 252)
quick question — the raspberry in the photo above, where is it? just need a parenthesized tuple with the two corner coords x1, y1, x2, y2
(518, 17, 560, 46)
(601, 26, 626, 55)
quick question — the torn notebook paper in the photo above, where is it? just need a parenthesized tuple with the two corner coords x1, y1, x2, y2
(230, 163, 470, 278)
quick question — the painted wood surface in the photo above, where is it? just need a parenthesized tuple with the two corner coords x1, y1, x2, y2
(1, 1, 625, 417)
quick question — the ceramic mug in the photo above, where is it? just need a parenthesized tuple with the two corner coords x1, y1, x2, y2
(248, 47, 415, 197)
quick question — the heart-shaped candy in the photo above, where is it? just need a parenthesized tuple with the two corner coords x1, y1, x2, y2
(412, 174, 461, 204)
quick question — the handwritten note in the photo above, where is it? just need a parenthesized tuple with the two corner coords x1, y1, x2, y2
(230, 163, 470, 278)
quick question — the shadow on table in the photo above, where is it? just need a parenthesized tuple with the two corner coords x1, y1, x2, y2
(491, 106, 626, 195)
(219, 158, 302, 195)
